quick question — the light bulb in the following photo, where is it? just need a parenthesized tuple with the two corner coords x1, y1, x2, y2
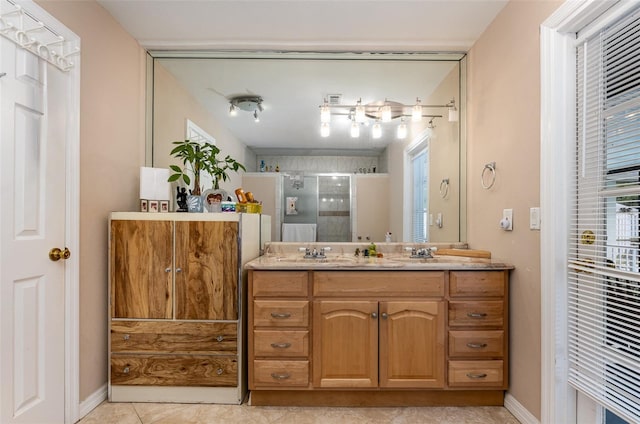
(355, 99, 365, 123)
(350, 121, 360, 138)
(412, 98, 422, 122)
(320, 122, 330, 137)
(448, 106, 459, 122)
(381, 104, 392, 122)
(254, 110, 260, 123)
(229, 104, 237, 116)
(320, 102, 331, 123)
(397, 121, 407, 139)
(372, 121, 382, 139)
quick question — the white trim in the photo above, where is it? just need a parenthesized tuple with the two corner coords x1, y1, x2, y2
(540, 1, 625, 423)
(504, 393, 540, 424)
(186, 118, 216, 145)
(77, 384, 107, 420)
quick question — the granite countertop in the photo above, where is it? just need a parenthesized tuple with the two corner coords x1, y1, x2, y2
(245, 242, 514, 271)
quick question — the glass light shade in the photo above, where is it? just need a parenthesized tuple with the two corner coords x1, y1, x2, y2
(320, 122, 330, 137)
(355, 103, 365, 123)
(412, 102, 422, 122)
(397, 122, 407, 139)
(372, 122, 382, 139)
(381, 104, 392, 122)
(320, 104, 331, 123)
(350, 121, 360, 137)
(448, 107, 459, 122)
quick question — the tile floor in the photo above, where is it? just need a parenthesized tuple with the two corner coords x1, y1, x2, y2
(78, 401, 521, 424)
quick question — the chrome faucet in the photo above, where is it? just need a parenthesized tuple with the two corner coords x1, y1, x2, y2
(405, 246, 437, 258)
(300, 246, 332, 259)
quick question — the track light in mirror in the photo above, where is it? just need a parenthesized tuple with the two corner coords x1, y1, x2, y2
(318, 97, 457, 139)
(228, 95, 264, 122)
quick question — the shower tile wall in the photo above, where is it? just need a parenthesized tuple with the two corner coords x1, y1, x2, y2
(318, 176, 350, 242)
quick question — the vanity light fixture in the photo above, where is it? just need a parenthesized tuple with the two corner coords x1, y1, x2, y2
(228, 94, 264, 123)
(318, 97, 458, 139)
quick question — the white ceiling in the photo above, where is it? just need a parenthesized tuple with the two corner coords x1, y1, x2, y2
(97, 0, 508, 155)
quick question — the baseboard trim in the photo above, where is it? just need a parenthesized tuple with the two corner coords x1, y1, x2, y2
(504, 393, 540, 424)
(77, 384, 108, 420)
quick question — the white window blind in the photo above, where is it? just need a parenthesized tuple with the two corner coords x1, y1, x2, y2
(411, 147, 428, 242)
(570, 8, 640, 423)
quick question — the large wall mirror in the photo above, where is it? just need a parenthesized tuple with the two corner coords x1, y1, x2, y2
(147, 51, 466, 243)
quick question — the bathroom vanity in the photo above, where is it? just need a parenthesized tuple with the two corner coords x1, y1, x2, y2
(245, 243, 512, 406)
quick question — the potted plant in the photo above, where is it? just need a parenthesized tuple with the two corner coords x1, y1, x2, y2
(168, 139, 246, 211)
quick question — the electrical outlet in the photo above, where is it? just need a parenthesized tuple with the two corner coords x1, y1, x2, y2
(500, 209, 513, 231)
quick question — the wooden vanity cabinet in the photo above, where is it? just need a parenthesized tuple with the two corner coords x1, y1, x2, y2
(109, 212, 265, 404)
(247, 267, 510, 406)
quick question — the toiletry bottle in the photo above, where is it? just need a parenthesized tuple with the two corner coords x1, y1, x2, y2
(260, 160, 265, 172)
(385, 232, 392, 242)
(275, 163, 280, 172)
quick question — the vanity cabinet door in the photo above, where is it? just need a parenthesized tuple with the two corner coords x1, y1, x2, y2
(110, 220, 173, 319)
(379, 301, 445, 388)
(313, 300, 378, 388)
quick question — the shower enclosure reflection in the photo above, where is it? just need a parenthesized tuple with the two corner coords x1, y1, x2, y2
(281, 174, 351, 242)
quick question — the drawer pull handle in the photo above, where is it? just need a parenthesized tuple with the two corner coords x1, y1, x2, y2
(466, 372, 488, 379)
(467, 312, 487, 319)
(216, 335, 224, 342)
(466, 342, 488, 349)
(123, 367, 130, 374)
(271, 372, 291, 380)
(271, 312, 292, 319)
(216, 368, 224, 375)
(271, 342, 292, 349)
(123, 334, 130, 341)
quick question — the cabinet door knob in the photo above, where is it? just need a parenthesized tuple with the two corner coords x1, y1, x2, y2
(271, 372, 291, 380)
(164, 267, 171, 273)
(123, 367, 130, 374)
(216, 335, 224, 342)
(371, 312, 378, 319)
(381, 312, 388, 319)
(216, 368, 224, 375)
(466, 342, 488, 349)
(175, 268, 182, 273)
(270, 312, 291, 319)
(467, 312, 487, 319)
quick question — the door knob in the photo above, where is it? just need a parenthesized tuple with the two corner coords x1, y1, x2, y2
(49, 247, 71, 261)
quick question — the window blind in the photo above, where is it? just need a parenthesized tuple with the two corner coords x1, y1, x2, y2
(411, 148, 428, 242)
(569, 8, 640, 423)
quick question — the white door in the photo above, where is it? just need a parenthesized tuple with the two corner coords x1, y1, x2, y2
(0, 37, 68, 423)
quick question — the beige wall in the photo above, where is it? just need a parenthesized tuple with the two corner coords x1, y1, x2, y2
(466, 0, 562, 419)
(37, 0, 146, 401)
(153, 62, 256, 198)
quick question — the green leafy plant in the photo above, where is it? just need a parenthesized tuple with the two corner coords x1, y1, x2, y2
(168, 139, 246, 195)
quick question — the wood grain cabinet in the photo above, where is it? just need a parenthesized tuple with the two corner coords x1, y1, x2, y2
(247, 267, 510, 407)
(109, 212, 267, 404)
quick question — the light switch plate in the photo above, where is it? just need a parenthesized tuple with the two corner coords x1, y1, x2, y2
(530, 207, 541, 230)
(501, 209, 513, 231)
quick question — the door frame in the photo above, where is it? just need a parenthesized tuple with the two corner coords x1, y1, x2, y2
(540, 1, 632, 423)
(0, 1, 81, 422)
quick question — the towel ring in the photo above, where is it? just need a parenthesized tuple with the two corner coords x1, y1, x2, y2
(481, 162, 496, 189)
(439, 178, 450, 198)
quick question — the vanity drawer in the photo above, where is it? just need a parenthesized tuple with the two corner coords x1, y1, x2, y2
(252, 271, 309, 297)
(252, 360, 309, 388)
(253, 300, 310, 327)
(449, 271, 506, 297)
(448, 330, 504, 358)
(110, 320, 237, 354)
(110, 354, 238, 386)
(448, 301, 504, 328)
(313, 271, 445, 297)
(448, 360, 504, 388)
(254, 330, 309, 357)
